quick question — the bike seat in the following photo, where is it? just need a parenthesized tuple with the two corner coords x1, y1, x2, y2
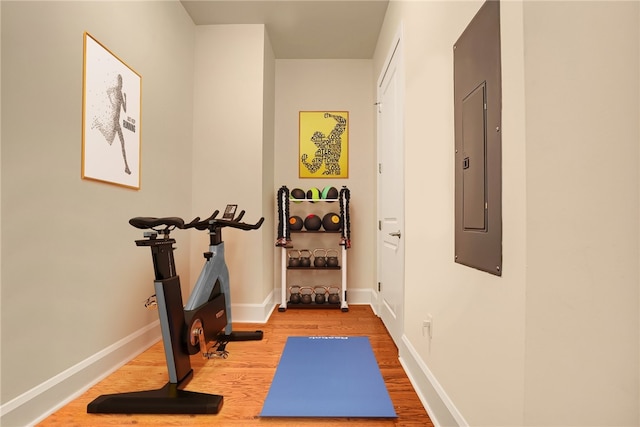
(129, 216, 185, 230)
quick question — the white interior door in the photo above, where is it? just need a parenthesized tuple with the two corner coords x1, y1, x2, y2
(377, 35, 404, 347)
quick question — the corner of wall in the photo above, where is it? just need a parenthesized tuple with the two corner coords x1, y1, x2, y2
(0, 0, 3, 410)
(262, 25, 277, 304)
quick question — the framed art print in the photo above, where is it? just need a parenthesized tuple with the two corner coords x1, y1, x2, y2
(82, 32, 141, 189)
(299, 111, 348, 178)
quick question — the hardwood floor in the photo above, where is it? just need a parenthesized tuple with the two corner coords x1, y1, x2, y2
(38, 305, 433, 426)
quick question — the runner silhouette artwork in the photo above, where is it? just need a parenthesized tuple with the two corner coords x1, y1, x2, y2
(301, 112, 346, 176)
(91, 74, 133, 175)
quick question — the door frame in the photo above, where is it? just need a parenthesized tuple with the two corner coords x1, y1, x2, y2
(376, 27, 405, 343)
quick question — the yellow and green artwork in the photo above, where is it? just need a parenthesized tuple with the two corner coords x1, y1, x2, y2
(299, 111, 349, 178)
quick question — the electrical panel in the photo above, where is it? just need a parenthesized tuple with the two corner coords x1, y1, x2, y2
(454, 0, 502, 276)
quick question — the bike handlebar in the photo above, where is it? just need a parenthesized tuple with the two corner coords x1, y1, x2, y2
(210, 216, 264, 231)
(234, 210, 246, 223)
(182, 211, 220, 230)
(129, 209, 263, 233)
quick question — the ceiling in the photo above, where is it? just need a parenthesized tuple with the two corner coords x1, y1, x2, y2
(180, 0, 390, 59)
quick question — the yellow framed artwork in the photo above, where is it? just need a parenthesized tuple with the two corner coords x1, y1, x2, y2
(299, 111, 349, 178)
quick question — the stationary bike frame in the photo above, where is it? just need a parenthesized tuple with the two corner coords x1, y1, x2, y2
(87, 206, 264, 415)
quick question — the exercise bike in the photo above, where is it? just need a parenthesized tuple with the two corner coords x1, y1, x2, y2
(87, 205, 264, 415)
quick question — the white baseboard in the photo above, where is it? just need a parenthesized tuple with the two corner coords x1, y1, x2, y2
(368, 287, 380, 315)
(399, 334, 468, 427)
(231, 290, 277, 323)
(345, 287, 377, 306)
(0, 320, 161, 427)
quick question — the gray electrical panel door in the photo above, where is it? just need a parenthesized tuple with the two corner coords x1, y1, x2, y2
(454, 0, 502, 275)
(462, 82, 488, 232)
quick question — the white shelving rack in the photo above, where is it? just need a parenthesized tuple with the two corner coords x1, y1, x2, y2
(276, 186, 350, 312)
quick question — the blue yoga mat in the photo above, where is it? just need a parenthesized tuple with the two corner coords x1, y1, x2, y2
(260, 336, 397, 418)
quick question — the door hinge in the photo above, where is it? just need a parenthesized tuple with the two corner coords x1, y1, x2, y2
(378, 220, 381, 230)
(378, 282, 381, 292)
(378, 163, 382, 174)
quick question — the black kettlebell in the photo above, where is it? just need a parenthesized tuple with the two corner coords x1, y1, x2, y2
(299, 249, 311, 267)
(288, 250, 301, 267)
(300, 287, 313, 304)
(326, 249, 339, 267)
(314, 287, 327, 304)
(289, 286, 301, 304)
(313, 248, 327, 267)
(327, 287, 340, 304)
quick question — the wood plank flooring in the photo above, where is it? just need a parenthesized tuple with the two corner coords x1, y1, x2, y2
(38, 305, 433, 426)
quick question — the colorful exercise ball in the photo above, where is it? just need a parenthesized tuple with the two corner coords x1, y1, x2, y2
(289, 215, 303, 231)
(306, 187, 321, 202)
(290, 188, 305, 203)
(322, 212, 342, 231)
(304, 214, 322, 231)
(321, 186, 339, 201)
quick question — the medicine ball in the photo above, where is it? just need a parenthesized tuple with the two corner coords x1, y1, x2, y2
(321, 186, 339, 201)
(322, 212, 342, 231)
(290, 188, 305, 203)
(306, 187, 321, 202)
(289, 215, 303, 231)
(304, 214, 322, 231)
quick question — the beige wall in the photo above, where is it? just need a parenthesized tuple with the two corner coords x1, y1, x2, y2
(191, 24, 274, 307)
(522, 2, 639, 425)
(274, 59, 376, 300)
(1, 0, 196, 424)
(375, 1, 639, 425)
